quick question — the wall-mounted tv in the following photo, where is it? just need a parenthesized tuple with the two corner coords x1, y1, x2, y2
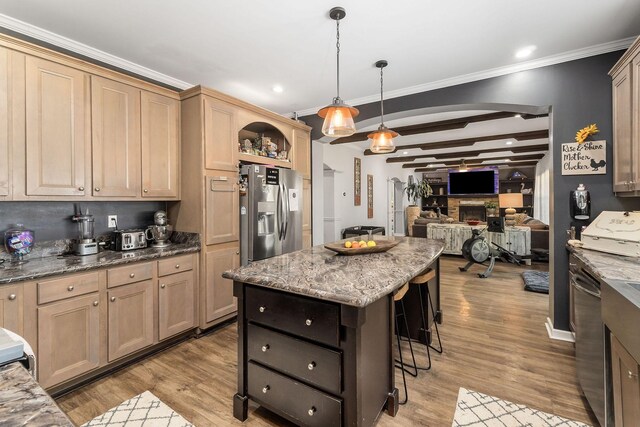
(448, 167, 499, 196)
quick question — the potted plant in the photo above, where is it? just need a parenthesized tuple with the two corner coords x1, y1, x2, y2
(404, 178, 433, 236)
(485, 200, 499, 217)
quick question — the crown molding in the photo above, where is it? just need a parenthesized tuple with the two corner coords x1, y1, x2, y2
(295, 36, 635, 117)
(0, 13, 193, 90)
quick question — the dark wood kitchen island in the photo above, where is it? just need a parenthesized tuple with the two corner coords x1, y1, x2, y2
(223, 237, 445, 427)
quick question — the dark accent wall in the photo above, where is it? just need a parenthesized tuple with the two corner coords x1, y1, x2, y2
(0, 201, 165, 241)
(302, 52, 640, 331)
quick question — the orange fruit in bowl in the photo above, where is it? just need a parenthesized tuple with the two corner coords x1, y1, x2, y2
(352, 241, 359, 248)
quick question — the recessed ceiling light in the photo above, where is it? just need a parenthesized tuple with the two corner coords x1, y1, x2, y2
(272, 85, 284, 93)
(403, 151, 408, 155)
(427, 165, 432, 168)
(514, 114, 522, 118)
(515, 45, 537, 59)
(506, 141, 513, 145)
(504, 159, 511, 162)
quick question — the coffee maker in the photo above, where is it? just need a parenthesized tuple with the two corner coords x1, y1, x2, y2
(146, 210, 173, 248)
(72, 208, 98, 255)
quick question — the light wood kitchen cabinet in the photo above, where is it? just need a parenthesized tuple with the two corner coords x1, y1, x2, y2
(0, 285, 23, 334)
(158, 270, 196, 340)
(205, 245, 239, 324)
(0, 47, 10, 198)
(91, 76, 140, 197)
(611, 333, 640, 426)
(293, 128, 311, 179)
(141, 91, 180, 198)
(25, 56, 89, 197)
(204, 97, 237, 172)
(610, 36, 640, 195)
(302, 179, 312, 248)
(205, 173, 239, 245)
(37, 293, 101, 388)
(107, 280, 154, 362)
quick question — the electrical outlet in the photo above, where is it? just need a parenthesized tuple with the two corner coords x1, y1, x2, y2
(107, 215, 118, 228)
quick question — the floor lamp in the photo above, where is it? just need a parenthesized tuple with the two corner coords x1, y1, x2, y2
(499, 193, 524, 226)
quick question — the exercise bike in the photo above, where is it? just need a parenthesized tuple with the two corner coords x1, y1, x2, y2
(458, 218, 526, 278)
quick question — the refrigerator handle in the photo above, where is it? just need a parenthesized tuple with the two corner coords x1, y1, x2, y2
(283, 182, 290, 240)
(276, 183, 283, 240)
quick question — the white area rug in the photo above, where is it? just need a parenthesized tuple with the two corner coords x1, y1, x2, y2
(81, 391, 193, 427)
(452, 388, 591, 427)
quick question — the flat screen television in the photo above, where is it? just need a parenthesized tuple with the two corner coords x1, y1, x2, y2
(447, 167, 498, 196)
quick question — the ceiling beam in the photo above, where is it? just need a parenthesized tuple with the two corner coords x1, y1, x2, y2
(414, 160, 540, 172)
(366, 129, 549, 156)
(330, 111, 547, 145)
(403, 153, 546, 168)
(386, 143, 549, 163)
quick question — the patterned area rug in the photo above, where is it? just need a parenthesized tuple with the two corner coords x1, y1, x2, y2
(452, 388, 590, 427)
(81, 391, 193, 427)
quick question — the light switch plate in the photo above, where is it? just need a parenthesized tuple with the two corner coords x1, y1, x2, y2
(108, 215, 117, 228)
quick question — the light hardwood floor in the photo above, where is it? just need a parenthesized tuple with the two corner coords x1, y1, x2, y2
(56, 256, 596, 426)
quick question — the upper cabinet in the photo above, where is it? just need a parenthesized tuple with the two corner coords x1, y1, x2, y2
(204, 97, 237, 172)
(25, 56, 89, 197)
(610, 36, 640, 195)
(293, 128, 311, 179)
(91, 76, 141, 197)
(0, 47, 10, 198)
(141, 91, 180, 198)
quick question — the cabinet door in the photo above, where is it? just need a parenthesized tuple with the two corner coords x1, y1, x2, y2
(91, 76, 140, 197)
(205, 245, 239, 324)
(303, 230, 312, 249)
(25, 56, 88, 196)
(0, 47, 9, 197)
(632, 53, 640, 191)
(302, 179, 311, 231)
(0, 285, 22, 334)
(158, 270, 196, 340)
(141, 91, 180, 198)
(38, 293, 100, 388)
(293, 129, 311, 179)
(204, 97, 237, 171)
(612, 64, 633, 193)
(205, 174, 239, 245)
(611, 334, 640, 426)
(107, 280, 153, 362)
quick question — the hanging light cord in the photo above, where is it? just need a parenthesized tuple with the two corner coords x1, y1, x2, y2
(335, 17, 341, 101)
(379, 65, 385, 126)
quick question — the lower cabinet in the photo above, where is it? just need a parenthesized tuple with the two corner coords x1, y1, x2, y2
(159, 270, 196, 341)
(0, 285, 23, 334)
(37, 293, 101, 388)
(611, 333, 640, 426)
(204, 244, 239, 325)
(107, 280, 154, 362)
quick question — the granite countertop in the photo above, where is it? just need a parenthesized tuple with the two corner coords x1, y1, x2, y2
(223, 237, 445, 307)
(568, 245, 640, 282)
(0, 233, 200, 285)
(0, 362, 73, 426)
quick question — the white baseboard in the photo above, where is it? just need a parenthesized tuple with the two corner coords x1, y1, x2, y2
(545, 317, 575, 342)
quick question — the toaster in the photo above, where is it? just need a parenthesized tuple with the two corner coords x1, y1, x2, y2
(110, 229, 147, 251)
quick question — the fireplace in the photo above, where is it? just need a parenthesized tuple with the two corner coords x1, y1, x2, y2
(459, 205, 486, 222)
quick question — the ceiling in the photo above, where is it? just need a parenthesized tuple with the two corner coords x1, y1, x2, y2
(1, 0, 639, 115)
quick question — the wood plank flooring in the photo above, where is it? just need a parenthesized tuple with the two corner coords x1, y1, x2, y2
(56, 256, 596, 426)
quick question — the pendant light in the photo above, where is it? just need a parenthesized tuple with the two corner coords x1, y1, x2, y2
(318, 7, 359, 137)
(368, 60, 398, 153)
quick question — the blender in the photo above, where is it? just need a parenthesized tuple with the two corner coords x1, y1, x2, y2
(72, 208, 98, 255)
(145, 210, 173, 248)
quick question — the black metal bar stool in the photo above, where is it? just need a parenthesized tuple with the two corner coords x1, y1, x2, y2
(393, 282, 416, 405)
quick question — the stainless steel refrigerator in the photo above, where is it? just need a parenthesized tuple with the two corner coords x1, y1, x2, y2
(240, 165, 303, 265)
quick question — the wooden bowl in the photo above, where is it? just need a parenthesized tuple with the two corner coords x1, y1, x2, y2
(324, 239, 400, 256)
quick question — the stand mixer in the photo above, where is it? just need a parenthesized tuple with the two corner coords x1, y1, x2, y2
(146, 211, 173, 248)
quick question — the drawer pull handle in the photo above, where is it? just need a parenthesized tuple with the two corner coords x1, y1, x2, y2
(67, 285, 75, 291)
(308, 407, 316, 416)
(161, 284, 166, 289)
(175, 264, 180, 269)
(95, 187, 100, 192)
(261, 344, 270, 352)
(78, 186, 84, 191)
(305, 319, 313, 326)
(308, 362, 316, 371)
(110, 296, 116, 302)
(130, 273, 135, 278)
(93, 301, 99, 307)
(262, 385, 270, 394)
(143, 189, 148, 193)
(629, 370, 637, 379)
(8, 294, 16, 301)
(259, 306, 266, 313)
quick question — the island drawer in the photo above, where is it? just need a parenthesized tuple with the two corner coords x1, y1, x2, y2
(158, 254, 193, 277)
(248, 324, 342, 395)
(248, 361, 342, 427)
(38, 272, 100, 304)
(245, 286, 340, 347)
(107, 262, 153, 288)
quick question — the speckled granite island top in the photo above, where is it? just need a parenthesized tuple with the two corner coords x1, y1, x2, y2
(568, 245, 640, 282)
(223, 237, 445, 307)
(0, 362, 73, 426)
(0, 241, 200, 285)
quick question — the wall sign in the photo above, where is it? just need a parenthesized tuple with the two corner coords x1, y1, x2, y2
(367, 174, 373, 219)
(561, 140, 606, 175)
(354, 157, 361, 206)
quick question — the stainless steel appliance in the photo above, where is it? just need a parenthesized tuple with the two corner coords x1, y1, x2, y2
(240, 165, 302, 265)
(146, 210, 173, 248)
(571, 255, 605, 426)
(72, 209, 98, 256)
(110, 229, 147, 251)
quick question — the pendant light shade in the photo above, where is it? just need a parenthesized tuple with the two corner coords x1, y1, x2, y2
(369, 60, 397, 154)
(318, 7, 359, 137)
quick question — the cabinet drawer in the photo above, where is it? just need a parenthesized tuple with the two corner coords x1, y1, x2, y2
(248, 361, 341, 427)
(248, 324, 342, 395)
(107, 262, 153, 288)
(38, 272, 100, 304)
(158, 254, 193, 277)
(246, 286, 340, 347)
